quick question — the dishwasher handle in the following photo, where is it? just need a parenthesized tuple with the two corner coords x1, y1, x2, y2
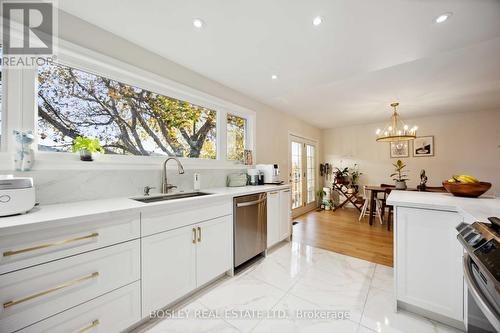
(463, 254, 500, 331)
(236, 197, 266, 208)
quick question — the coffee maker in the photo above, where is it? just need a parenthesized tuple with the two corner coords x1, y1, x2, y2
(256, 164, 281, 184)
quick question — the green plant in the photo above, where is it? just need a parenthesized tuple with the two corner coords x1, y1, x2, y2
(390, 160, 409, 182)
(72, 136, 104, 153)
(316, 189, 327, 201)
(350, 164, 363, 185)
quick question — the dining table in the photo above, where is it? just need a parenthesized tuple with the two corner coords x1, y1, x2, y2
(365, 185, 417, 226)
(364, 185, 449, 226)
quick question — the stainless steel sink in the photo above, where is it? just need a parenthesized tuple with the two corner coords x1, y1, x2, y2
(132, 192, 212, 203)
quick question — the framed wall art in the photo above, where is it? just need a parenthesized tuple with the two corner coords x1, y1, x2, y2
(413, 136, 434, 157)
(390, 141, 409, 158)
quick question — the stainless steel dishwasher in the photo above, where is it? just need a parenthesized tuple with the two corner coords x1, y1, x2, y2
(233, 192, 267, 268)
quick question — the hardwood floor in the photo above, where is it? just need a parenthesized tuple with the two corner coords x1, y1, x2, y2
(291, 208, 394, 266)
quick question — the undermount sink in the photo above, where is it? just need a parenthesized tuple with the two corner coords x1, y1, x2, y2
(132, 192, 212, 203)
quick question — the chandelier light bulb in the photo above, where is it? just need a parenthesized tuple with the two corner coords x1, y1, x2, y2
(376, 129, 381, 135)
(388, 126, 393, 131)
(404, 125, 408, 130)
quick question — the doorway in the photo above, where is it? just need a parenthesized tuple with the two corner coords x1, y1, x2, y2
(289, 135, 316, 218)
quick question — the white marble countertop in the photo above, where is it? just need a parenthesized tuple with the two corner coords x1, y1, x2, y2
(387, 190, 500, 223)
(0, 184, 290, 233)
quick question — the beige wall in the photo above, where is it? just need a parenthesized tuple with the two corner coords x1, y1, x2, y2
(322, 109, 500, 196)
(57, 11, 322, 178)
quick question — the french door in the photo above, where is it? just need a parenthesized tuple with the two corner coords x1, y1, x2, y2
(289, 135, 316, 217)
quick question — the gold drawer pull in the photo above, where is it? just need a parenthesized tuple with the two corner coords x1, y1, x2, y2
(192, 228, 197, 244)
(3, 272, 99, 309)
(76, 319, 100, 333)
(3, 232, 99, 257)
(197, 227, 202, 242)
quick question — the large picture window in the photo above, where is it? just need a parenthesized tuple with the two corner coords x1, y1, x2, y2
(37, 62, 217, 158)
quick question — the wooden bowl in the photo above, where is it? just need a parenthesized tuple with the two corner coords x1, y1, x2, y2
(442, 181, 492, 198)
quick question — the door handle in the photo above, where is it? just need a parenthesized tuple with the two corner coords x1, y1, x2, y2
(192, 228, 197, 244)
(197, 227, 202, 242)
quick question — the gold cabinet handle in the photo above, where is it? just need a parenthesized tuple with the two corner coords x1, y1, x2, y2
(3, 232, 99, 257)
(3, 272, 99, 309)
(192, 228, 197, 244)
(197, 227, 202, 242)
(76, 319, 100, 333)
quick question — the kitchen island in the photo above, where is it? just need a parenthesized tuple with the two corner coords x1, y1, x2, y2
(387, 190, 500, 330)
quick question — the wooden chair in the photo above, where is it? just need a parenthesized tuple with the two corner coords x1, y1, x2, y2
(378, 184, 395, 222)
(358, 186, 384, 224)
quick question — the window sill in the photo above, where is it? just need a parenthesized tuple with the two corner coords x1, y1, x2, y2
(0, 152, 250, 171)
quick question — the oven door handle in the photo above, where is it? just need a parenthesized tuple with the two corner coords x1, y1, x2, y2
(463, 253, 500, 332)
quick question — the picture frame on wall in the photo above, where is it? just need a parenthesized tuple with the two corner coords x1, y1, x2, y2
(390, 141, 409, 158)
(413, 136, 434, 157)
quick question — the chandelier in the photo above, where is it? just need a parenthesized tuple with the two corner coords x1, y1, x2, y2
(376, 102, 417, 142)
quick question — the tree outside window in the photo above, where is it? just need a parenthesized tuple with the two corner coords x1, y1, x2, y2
(37, 63, 216, 158)
(226, 114, 246, 161)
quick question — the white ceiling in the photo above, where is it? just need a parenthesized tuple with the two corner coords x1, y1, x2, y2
(59, 0, 500, 128)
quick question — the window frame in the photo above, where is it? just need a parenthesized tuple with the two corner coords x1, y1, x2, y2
(226, 113, 249, 162)
(0, 38, 256, 170)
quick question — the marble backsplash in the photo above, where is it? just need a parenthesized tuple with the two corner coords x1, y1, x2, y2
(1, 168, 245, 205)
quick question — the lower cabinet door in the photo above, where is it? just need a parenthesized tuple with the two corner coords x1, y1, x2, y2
(196, 216, 232, 287)
(396, 207, 464, 321)
(18, 282, 141, 333)
(279, 189, 291, 240)
(142, 225, 196, 317)
(267, 191, 280, 247)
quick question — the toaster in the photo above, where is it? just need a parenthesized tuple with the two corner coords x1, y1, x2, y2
(0, 176, 35, 217)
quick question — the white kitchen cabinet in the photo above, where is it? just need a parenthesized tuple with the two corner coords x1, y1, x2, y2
(0, 240, 140, 333)
(267, 191, 280, 247)
(395, 206, 464, 323)
(279, 189, 291, 240)
(142, 216, 232, 316)
(141, 225, 197, 316)
(267, 189, 292, 248)
(196, 216, 232, 287)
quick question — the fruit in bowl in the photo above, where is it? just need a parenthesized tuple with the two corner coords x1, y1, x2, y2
(442, 175, 491, 198)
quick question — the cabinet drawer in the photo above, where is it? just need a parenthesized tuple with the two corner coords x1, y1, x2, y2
(18, 282, 141, 333)
(0, 212, 140, 274)
(0, 240, 140, 333)
(141, 198, 232, 236)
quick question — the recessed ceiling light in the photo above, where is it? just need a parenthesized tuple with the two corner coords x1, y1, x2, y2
(435, 12, 452, 24)
(271, 74, 278, 80)
(312, 16, 323, 26)
(193, 18, 204, 28)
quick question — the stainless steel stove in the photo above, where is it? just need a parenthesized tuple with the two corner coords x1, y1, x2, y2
(457, 217, 500, 333)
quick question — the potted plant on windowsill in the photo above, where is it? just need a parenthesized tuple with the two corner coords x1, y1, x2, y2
(72, 136, 104, 161)
(391, 159, 409, 190)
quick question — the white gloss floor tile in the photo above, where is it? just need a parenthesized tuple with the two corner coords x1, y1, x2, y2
(139, 241, 464, 333)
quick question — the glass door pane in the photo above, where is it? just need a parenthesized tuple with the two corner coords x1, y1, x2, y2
(306, 144, 315, 204)
(291, 141, 303, 209)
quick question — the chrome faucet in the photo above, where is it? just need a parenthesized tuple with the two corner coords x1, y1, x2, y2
(161, 156, 185, 193)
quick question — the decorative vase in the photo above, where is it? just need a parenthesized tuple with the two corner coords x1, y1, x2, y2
(395, 180, 407, 190)
(79, 149, 93, 161)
